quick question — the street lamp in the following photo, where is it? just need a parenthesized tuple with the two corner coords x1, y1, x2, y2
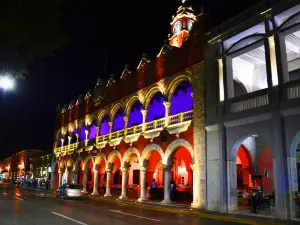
(0, 76, 14, 91)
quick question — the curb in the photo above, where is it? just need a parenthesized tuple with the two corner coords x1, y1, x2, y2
(89, 196, 280, 225)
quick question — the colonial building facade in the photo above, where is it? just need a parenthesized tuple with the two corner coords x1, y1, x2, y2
(205, 0, 300, 220)
(52, 1, 208, 208)
(51, 0, 300, 220)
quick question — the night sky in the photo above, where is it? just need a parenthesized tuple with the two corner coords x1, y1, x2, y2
(0, 0, 261, 159)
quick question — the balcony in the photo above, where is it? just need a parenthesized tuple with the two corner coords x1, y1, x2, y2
(54, 110, 193, 154)
(228, 89, 269, 113)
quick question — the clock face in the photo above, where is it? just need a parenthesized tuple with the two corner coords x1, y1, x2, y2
(188, 20, 194, 30)
(174, 21, 182, 34)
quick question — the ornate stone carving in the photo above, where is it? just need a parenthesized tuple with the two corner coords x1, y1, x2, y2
(143, 131, 161, 140)
(167, 121, 191, 136)
(108, 137, 123, 147)
(124, 134, 140, 144)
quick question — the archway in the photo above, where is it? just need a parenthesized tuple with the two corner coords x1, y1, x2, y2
(99, 114, 110, 136)
(84, 158, 94, 193)
(107, 151, 122, 195)
(146, 92, 165, 122)
(142, 144, 165, 201)
(169, 81, 193, 116)
(128, 100, 143, 128)
(65, 159, 74, 184)
(71, 128, 77, 144)
(57, 133, 63, 147)
(112, 107, 125, 132)
(89, 120, 98, 140)
(168, 146, 193, 204)
(79, 125, 87, 142)
(228, 135, 274, 212)
(74, 158, 84, 186)
(94, 156, 106, 194)
(288, 131, 300, 218)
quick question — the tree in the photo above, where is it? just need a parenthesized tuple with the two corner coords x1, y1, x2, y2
(0, 0, 69, 75)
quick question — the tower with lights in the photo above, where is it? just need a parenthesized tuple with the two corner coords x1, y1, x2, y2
(169, 0, 196, 48)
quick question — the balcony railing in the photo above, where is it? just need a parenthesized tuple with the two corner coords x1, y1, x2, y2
(286, 80, 300, 100)
(54, 110, 193, 153)
(229, 89, 269, 113)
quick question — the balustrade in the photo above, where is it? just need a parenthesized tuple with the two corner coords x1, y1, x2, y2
(286, 80, 300, 100)
(55, 110, 193, 153)
(229, 90, 269, 113)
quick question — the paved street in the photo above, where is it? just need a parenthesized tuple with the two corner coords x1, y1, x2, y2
(0, 183, 289, 225)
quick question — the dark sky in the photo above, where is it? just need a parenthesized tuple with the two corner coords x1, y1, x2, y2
(0, 0, 261, 159)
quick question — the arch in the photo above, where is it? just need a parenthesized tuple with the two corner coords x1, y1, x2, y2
(144, 85, 164, 110)
(97, 109, 109, 122)
(230, 134, 257, 162)
(78, 119, 86, 128)
(59, 159, 66, 171)
(164, 139, 194, 164)
(68, 123, 75, 133)
(289, 130, 300, 158)
(66, 158, 75, 171)
(125, 95, 140, 117)
(87, 114, 98, 125)
(278, 11, 300, 31)
(74, 156, 84, 171)
(123, 147, 141, 163)
(142, 144, 164, 161)
(107, 150, 122, 164)
(94, 153, 107, 168)
(233, 78, 248, 97)
(83, 155, 94, 171)
(166, 74, 192, 102)
(225, 34, 265, 55)
(110, 102, 123, 122)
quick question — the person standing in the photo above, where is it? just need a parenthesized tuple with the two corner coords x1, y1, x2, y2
(170, 180, 175, 202)
(150, 179, 158, 199)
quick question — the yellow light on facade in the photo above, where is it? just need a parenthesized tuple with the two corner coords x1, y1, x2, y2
(268, 36, 279, 86)
(218, 59, 225, 101)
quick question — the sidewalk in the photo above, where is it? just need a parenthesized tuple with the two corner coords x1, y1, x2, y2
(89, 195, 298, 225)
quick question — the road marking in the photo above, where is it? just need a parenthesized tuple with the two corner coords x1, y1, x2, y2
(51, 212, 88, 225)
(109, 210, 160, 222)
(13, 196, 24, 201)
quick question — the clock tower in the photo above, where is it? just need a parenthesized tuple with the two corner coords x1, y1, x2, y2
(169, 0, 196, 48)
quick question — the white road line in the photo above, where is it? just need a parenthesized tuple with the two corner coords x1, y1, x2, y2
(51, 212, 88, 225)
(13, 196, 23, 201)
(109, 210, 161, 222)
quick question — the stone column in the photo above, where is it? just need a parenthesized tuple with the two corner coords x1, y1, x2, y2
(61, 138, 64, 147)
(287, 156, 298, 219)
(227, 161, 238, 212)
(72, 172, 78, 184)
(138, 167, 147, 202)
(124, 116, 129, 136)
(85, 130, 89, 146)
(65, 171, 70, 184)
(76, 134, 79, 143)
(92, 170, 99, 195)
(104, 169, 112, 197)
(82, 171, 88, 193)
(161, 166, 171, 204)
(58, 172, 63, 187)
(108, 122, 113, 139)
(190, 65, 206, 209)
(96, 126, 99, 142)
(163, 101, 171, 127)
(119, 167, 128, 199)
(141, 110, 147, 132)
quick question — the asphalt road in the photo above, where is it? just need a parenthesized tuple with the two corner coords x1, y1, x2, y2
(0, 183, 242, 225)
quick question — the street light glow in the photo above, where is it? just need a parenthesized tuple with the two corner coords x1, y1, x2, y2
(0, 76, 14, 90)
